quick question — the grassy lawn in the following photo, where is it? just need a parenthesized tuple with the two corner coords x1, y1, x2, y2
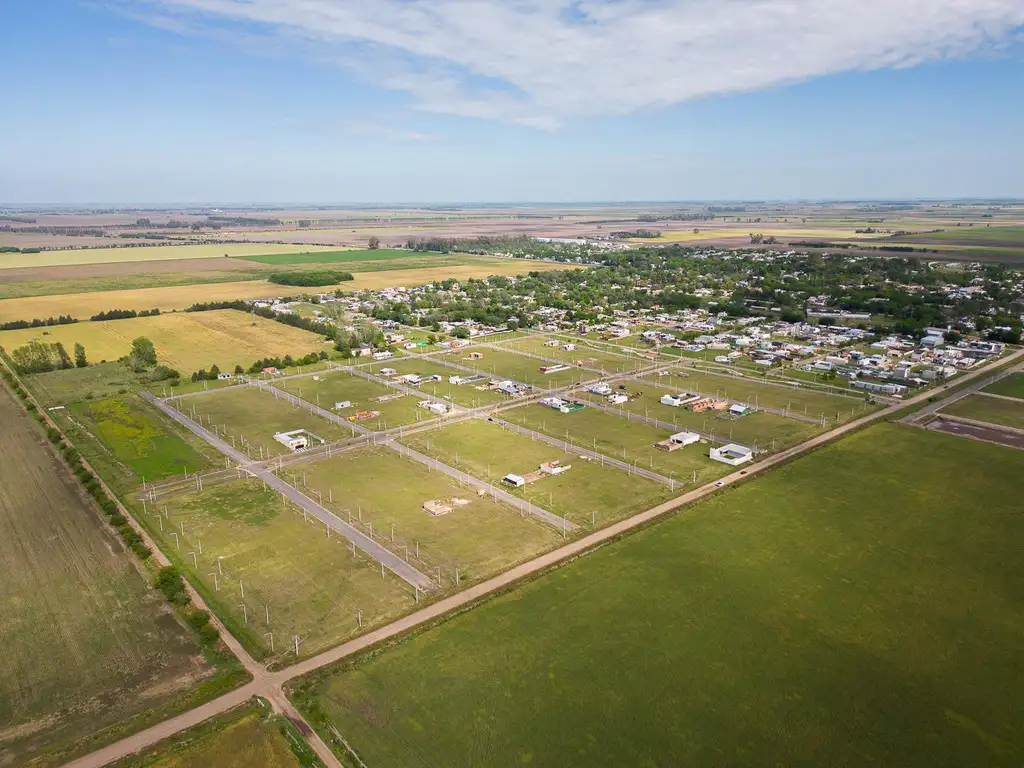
(941, 394, 1024, 430)
(134, 479, 412, 663)
(186, 387, 355, 458)
(369, 358, 507, 407)
(294, 448, 562, 587)
(295, 424, 1024, 768)
(277, 371, 437, 430)
(62, 395, 219, 489)
(0, 387, 213, 767)
(573, 382, 822, 452)
(399, 419, 675, 527)
(982, 373, 1024, 400)
(492, 335, 643, 374)
(439, 348, 587, 389)
(26, 361, 139, 405)
(504, 403, 729, 484)
(109, 702, 316, 768)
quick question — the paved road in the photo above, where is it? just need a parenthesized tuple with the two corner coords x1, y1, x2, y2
(63, 348, 1024, 768)
(926, 416, 1024, 449)
(141, 393, 436, 592)
(486, 414, 678, 488)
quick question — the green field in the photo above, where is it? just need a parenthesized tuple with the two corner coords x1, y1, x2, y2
(0, 243, 338, 270)
(278, 371, 437, 430)
(440, 348, 588, 389)
(575, 379, 824, 450)
(941, 394, 1024, 430)
(26, 361, 139, 405)
(185, 387, 356, 459)
(0, 386, 212, 766)
(62, 395, 218, 489)
(235, 248, 412, 265)
(110, 702, 315, 768)
(295, 424, 1024, 767)
(135, 479, 412, 662)
(398, 419, 674, 527)
(360, 359, 507, 407)
(295, 448, 561, 586)
(494, 335, 643, 374)
(505, 402, 729, 484)
(981, 373, 1024, 400)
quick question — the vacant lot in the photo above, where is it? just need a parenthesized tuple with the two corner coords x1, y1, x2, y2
(505, 403, 729, 484)
(142, 479, 411, 662)
(373, 359, 507, 407)
(440, 347, 587, 389)
(399, 419, 674, 526)
(0, 243, 337, 270)
(110, 703, 309, 768)
(494, 335, 642, 374)
(0, 310, 326, 373)
(0, 386, 210, 766)
(941, 394, 1024, 431)
(298, 424, 1024, 768)
(278, 371, 432, 430)
(186, 387, 356, 459)
(61, 395, 218, 490)
(297, 448, 561, 586)
(982, 373, 1024, 400)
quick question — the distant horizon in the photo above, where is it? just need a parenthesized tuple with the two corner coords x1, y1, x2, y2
(4, 198, 1024, 211)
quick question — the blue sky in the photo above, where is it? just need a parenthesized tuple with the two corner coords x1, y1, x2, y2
(2, 0, 1023, 203)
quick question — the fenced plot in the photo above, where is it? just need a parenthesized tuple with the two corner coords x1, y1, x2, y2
(184, 387, 354, 459)
(981, 373, 1024, 400)
(940, 394, 1024, 431)
(371, 359, 508, 408)
(399, 420, 675, 527)
(440, 348, 589, 389)
(136, 479, 412, 662)
(504, 403, 729, 484)
(492, 335, 644, 374)
(278, 371, 439, 429)
(293, 448, 562, 587)
(576, 382, 823, 451)
(0, 387, 209, 766)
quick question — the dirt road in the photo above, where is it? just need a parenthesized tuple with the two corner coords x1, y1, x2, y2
(60, 348, 1024, 768)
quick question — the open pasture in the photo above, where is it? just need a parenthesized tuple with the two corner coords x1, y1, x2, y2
(940, 394, 1024, 431)
(440, 347, 587, 389)
(399, 419, 674, 527)
(138, 479, 411, 662)
(279, 370, 436, 430)
(505, 402, 728, 484)
(296, 448, 562, 586)
(299, 424, 1024, 768)
(0, 387, 210, 767)
(0, 310, 325, 373)
(184, 387, 355, 459)
(0, 243, 337, 270)
(110, 703, 308, 768)
(235, 248, 402, 265)
(982, 373, 1024, 400)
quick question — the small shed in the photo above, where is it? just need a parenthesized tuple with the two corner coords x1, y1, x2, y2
(502, 474, 526, 488)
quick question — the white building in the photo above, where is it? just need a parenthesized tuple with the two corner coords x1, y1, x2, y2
(710, 443, 753, 466)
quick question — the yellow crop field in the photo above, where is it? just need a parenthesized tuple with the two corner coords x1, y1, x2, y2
(0, 243, 337, 270)
(644, 227, 895, 243)
(0, 310, 326, 372)
(0, 260, 572, 322)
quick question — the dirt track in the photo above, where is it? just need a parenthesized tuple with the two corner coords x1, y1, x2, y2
(58, 348, 1024, 768)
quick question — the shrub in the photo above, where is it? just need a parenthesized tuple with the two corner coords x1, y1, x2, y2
(154, 566, 191, 606)
(109, 513, 126, 526)
(198, 624, 220, 645)
(187, 610, 211, 631)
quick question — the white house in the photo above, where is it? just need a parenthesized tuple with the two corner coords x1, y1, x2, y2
(729, 404, 751, 417)
(710, 443, 754, 466)
(660, 392, 700, 407)
(372, 351, 394, 361)
(589, 383, 612, 396)
(607, 393, 628, 405)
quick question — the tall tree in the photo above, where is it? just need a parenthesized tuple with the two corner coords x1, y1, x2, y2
(74, 342, 87, 368)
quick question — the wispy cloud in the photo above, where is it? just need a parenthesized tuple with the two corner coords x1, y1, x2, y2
(133, 0, 1024, 127)
(343, 120, 438, 142)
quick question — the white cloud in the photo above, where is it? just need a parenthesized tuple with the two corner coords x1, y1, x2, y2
(343, 121, 438, 142)
(141, 0, 1024, 126)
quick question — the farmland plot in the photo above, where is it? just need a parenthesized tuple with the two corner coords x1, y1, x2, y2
(0, 386, 210, 766)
